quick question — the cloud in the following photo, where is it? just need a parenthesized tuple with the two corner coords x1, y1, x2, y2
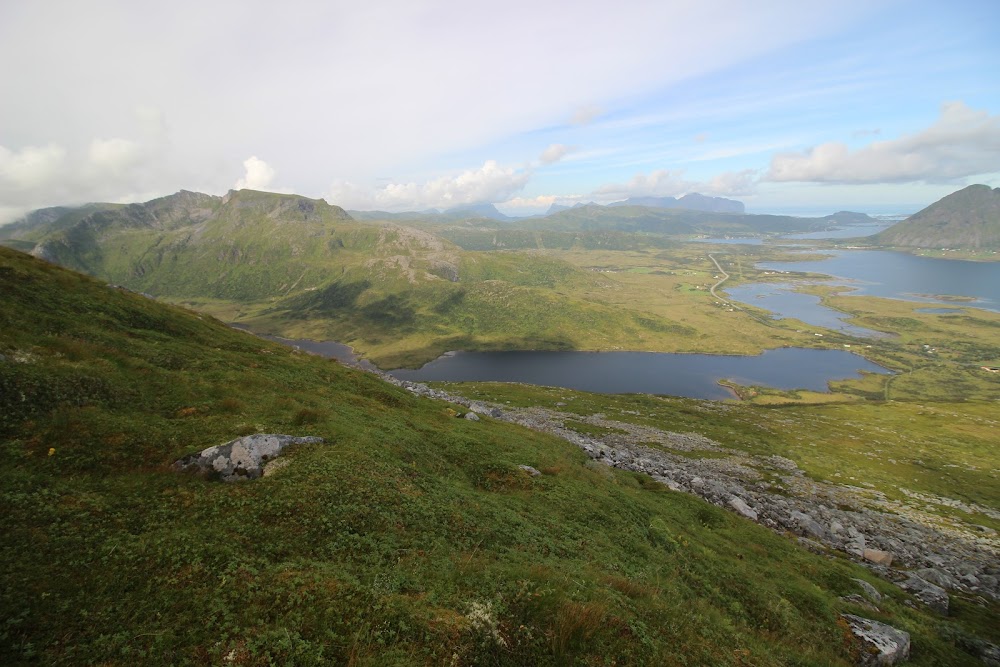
(706, 169, 759, 197)
(0, 143, 67, 192)
(0, 106, 186, 224)
(539, 143, 575, 165)
(767, 102, 1000, 184)
(569, 105, 603, 126)
(0, 138, 161, 221)
(595, 169, 689, 199)
(594, 167, 758, 201)
(0, 1, 892, 215)
(329, 161, 531, 211)
(234, 156, 276, 190)
(88, 138, 143, 175)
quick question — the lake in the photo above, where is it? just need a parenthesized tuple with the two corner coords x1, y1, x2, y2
(779, 220, 895, 240)
(693, 237, 765, 245)
(756, 250, 1000, 311)
(231, 327, 377, 369)
(724, 282, 884, 337)
(389, 348, 888, 400)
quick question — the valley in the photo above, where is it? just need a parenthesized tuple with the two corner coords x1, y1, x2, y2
(5, 6, 998, 664)
(2, 186, 999, 665)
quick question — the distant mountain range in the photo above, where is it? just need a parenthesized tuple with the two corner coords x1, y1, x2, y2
(351, 193, 744, 223)
(870, 184, 1000, 249)
(608, 193, 745, 214)
(546, 193, 744, 216)
(514, 204, 872, 236)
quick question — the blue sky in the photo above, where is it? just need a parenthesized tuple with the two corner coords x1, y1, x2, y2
(1, 0, 998, 220)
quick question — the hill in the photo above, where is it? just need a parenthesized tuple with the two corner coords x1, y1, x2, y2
(871, 184, 1000, 249)
(348, 203, 512, 225)
(0, 191, 711, 368)
(515, 204, 871, 236)
(609, 192, 745, 214)
(2, 244, 995, 665)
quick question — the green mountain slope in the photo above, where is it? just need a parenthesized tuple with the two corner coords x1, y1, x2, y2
(871, 184, 1000, 249)
(0, 191, 706, 367)
(1, 245, 990, 665)
(514, 205, 871, 235)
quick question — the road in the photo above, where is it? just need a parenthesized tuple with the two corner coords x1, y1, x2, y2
(707, 254, 732, 305)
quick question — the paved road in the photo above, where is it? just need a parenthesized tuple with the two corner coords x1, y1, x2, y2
(707, 254, 732, 305)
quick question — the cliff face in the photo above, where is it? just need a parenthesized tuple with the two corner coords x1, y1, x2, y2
(873, 185, 1000, 249)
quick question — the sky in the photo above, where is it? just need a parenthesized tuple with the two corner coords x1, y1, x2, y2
(1, 0, 998, 222)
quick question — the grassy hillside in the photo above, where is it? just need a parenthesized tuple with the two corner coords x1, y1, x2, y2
(0, 191, 744, 368)
(2, 245, 994, 665)
(871, 184, 1000, 250)
(512, 206, 866, 236)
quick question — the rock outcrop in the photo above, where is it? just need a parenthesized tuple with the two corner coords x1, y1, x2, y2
(842, 614, 910, 666)
(898, 574, 949, 615)
(173, 434, 324, 481)
(377, 374, 1000, 606)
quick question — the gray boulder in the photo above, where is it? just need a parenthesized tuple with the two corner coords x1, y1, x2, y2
(518, 465, 542, 477)
(728, 496, 758, 521)
(173, 434, 324, 481)
(899, 574, 949, 614)
(464, 411, 481, 421)
(957, 638, 1000, 666)
(852, 578, 883, 603)
(840, 594, 880, 612)
(841, 614, 910, 666)
(913, 567, 958, 590)
(790, 510, 827, 539)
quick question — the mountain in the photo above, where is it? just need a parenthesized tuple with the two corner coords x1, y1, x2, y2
(444, 202, 512, 221)
(349, 203, 514, 224)
(545, 202, 591, 215)
(522, 204, 698, 235)
(0, 190, 707, 368)
(609, 193, 745, 214)
(518, 204, 865, 235)
(870, 184, 1000, 249)
(3, 189, 356, 301)
(3, 243, 989, 665)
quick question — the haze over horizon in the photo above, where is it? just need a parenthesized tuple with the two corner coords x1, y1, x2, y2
(1, 0, 998, 222)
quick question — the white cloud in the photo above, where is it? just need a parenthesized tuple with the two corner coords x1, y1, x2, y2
(329, 160, 531, 211)
(0, 0, 880, 208)
(595, 169, 689, 199)
(767, 101, 1000, 184)
(88, 138, 143, 174)
(497, 193, 595, 216)
(0, 143, 67, 191)
(594, 167, 758, 201)
(570, 105, 603, 126)
(0, 105, 186, 224)
(234, 156, 276, 190)
(539, 143, 575, 165)
(706, 169, 759, 197)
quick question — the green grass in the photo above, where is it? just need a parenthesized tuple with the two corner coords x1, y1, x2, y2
(2, 247, 994, 665)
(445, 382, 1000, 529)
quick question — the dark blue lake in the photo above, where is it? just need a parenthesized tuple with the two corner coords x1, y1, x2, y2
(757, 250, 1000, 311)
(724, 282, 884, 337)
(693, 237, 765, 245)
(779, 221, 894, 240)
(389, 348, 888, 400)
